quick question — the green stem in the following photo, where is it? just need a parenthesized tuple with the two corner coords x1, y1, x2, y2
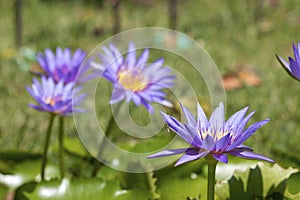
(58, 116, 65, 179)
(91, 102, 122, 177)
(41, 114, 55, 181)
(206, 155, 218, 200)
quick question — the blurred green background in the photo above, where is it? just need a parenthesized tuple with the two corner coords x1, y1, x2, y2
(1, 0, 300, 170)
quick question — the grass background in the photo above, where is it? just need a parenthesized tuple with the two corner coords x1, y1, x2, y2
(1, 0, 300, 169)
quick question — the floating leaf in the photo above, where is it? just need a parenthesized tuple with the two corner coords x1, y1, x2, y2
(0, 151, 41, 162)
(0, 184, 9, 199)
(285, 172, 300, 199)
(63, 137, 89, 158)
(25, 178, 152, 200)
(0, 152, 59, 190)
(215, 162, 298, 199)
(155, 160, 207, 199)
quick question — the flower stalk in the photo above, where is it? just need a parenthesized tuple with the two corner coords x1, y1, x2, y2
(58, 116, 65, 179)
(206, 155, 218, 200)
(41, 113, 55, 181)
(91, 113, 115, 177)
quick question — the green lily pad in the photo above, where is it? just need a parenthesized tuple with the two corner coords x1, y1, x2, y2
(0, 159, 59, 189)
(25, 178, 152, 200)
(0, 151, 41, 162)
(285, 172, 300, 199)
(155, 160, 206, 199)
(215, 162, 298, 199)
(63, 137, 89, 158)
(0, 183, 9, 199)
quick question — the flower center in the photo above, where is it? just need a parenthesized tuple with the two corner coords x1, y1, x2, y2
(45, 97, 56, 106)
(117, 68, 149, 92)
(198, 129, 230, 141)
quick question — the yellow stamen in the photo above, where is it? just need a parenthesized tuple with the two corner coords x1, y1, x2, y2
(45, 97, 56, 106)
(118, 68, 148, 92)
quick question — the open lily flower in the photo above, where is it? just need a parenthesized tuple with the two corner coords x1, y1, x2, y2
(36, 47, 89, 84)
(26, 76, 86, 116)
(92, 42, 175, 112)
(148, 102, 274, 166)
(276, 42, 300, 81)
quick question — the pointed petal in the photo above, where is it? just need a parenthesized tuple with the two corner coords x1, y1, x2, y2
(161, 112, 184, 132)
(175, 149, 209, 166)
(136, 48, 149, 67)
(215, 133, 231, 151)
(147, 148, 189, 159)
(209, 102, 225, 134)
(213, 153, 228, 163)
(224, 106, 248, 130)
(126, 42, 136, 68)
(202, 135, 215, 151)
(229, 150, 274, 162)
(293, 43, 300, 63)
(110, 88, 125, 104)
(180, 103, 196, 127)
(197, 102, 209, 130)
(229, 119, 270, 150)
(276, 54, 291, 71)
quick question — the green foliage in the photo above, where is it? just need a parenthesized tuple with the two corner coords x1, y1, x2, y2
(25, 178, 152, 200)
(215, 162, 299, 200)
(1, 0, 300, 199)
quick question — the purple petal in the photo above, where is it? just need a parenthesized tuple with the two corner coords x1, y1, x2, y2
(209, 102, 225, 134)
(197, 102, 209, 130)
(293, 43, 300, 63)
(213, 153, 228, 163)
(183, 124, 202, 147)
(202, 135, 215, 151)
(215, 133, 231, 151)
(110, 88, 125, 104)
(236, 111, 255, 133)
(180, 103, 196, 127)
(289, 57, 300, 79)
(131, 93, 141, 106)
(234, 145, 253, 151)
(175, 148, 209, 166)
(136, 48, 149, 67)
(161, 112, 184, 132)
(229, 119, 270, 150)
(147, 148, 189, 159)
(126, 42, 136, 68)
(224, 106, 248, 130)
(276, 55, 291, 71)
(109, 44, 124, 66)
(229, 150, 274, 163)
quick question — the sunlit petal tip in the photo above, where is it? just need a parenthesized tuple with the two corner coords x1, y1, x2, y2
(160, 100, 173, 108)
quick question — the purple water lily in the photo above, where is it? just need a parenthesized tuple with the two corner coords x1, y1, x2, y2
(36, 47, 89, 84)
(92, 42, 175, 112)
(148, 102, 274, 166)
(26, 76, 85, 116)
(276, 42, 300, 81)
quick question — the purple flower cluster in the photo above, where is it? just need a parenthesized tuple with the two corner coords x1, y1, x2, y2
(27, 47, 87, 115)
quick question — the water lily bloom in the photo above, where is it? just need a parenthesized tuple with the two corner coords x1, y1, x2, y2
(276, 42, 300, 80)
(36, 47, 89, 84)
(26, 76, 85, 116)
(148, 102, 274, 166)
(92, 43, 175, 112)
